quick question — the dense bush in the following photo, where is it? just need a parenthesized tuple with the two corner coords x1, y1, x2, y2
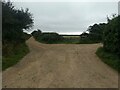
(103, 16, 120, 56)
(62, 36, 80, 44)
(2, 1, 33, 70)
(79, 37, 99, 44)
(87, 23, 106, 42)
(31, 30, 42, 40)
(96, 15, 120, 72)
(79, 32, 97, 44)
(40, 33, 63, 44)
(2, 1, 33, 56)
(79, 23, 106, 44)
(23, 32, 32, 40)
(32, 30, 64, 44)
(2, 1, 33, 44)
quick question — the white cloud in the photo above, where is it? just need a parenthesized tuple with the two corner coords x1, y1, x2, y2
(12, 2, 118, 34)
(11, 0, 119, 2)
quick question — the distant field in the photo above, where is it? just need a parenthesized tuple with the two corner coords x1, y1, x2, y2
(60, 35, 80, 44)
(62, 36, 80, 38)
(60, 35, 80, 37)
(32, 33, 81, 44)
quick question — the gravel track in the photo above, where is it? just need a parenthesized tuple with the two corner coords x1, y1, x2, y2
(2, 37, 118, 88)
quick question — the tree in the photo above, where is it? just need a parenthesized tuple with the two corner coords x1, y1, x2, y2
(2, 1, 33, 56)
(31, 29, 42, 39)
(87, 23, 106, 42)
(2, 1, 33, 44)
(80, 32, 89, 38)
(103, 15, 120, 56)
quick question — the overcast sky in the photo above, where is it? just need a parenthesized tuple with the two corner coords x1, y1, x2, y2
(12, 1, 118, 34)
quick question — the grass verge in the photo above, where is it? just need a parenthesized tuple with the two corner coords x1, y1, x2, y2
(96, 47, 120, 72)
(2, 43, 29, 71)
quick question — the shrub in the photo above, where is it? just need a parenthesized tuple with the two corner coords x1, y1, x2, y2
(103, 16, 120, 56)
(39, 33, 63, 44)
(23, 32, 31, 40)
(2, 1, 33, 44)
(2, 1, 33, 70)
(87, 23, 106, 42)
(31, 30, 42, 39)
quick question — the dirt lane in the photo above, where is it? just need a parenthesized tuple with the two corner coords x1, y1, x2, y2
(2, 37, 118, 88)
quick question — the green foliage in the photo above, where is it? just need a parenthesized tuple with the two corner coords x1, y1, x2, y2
(79, 37, 100, 44)
(2, 1, 33, 55)
(87, 23, 106, 42)
(2, 1, 33, 44)
(32, 30, 80, 44)
(79, 23, 106, 44)
(38, 32, 63, 44)
(79, 32, 98, 44)
(2, 1, 33, 70)
(23, 32, 32, 40)
(2, 43, 29, 71)
(96, 16, 120, 72)
(96, 47, 120, 72)
(31, 30, 42, 40)
(103, 16, 120, 56)
(61, 36, 80, 44)
(32, 31, 62, 44)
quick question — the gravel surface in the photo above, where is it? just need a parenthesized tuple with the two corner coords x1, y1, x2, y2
(2, 37, 118, 88)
